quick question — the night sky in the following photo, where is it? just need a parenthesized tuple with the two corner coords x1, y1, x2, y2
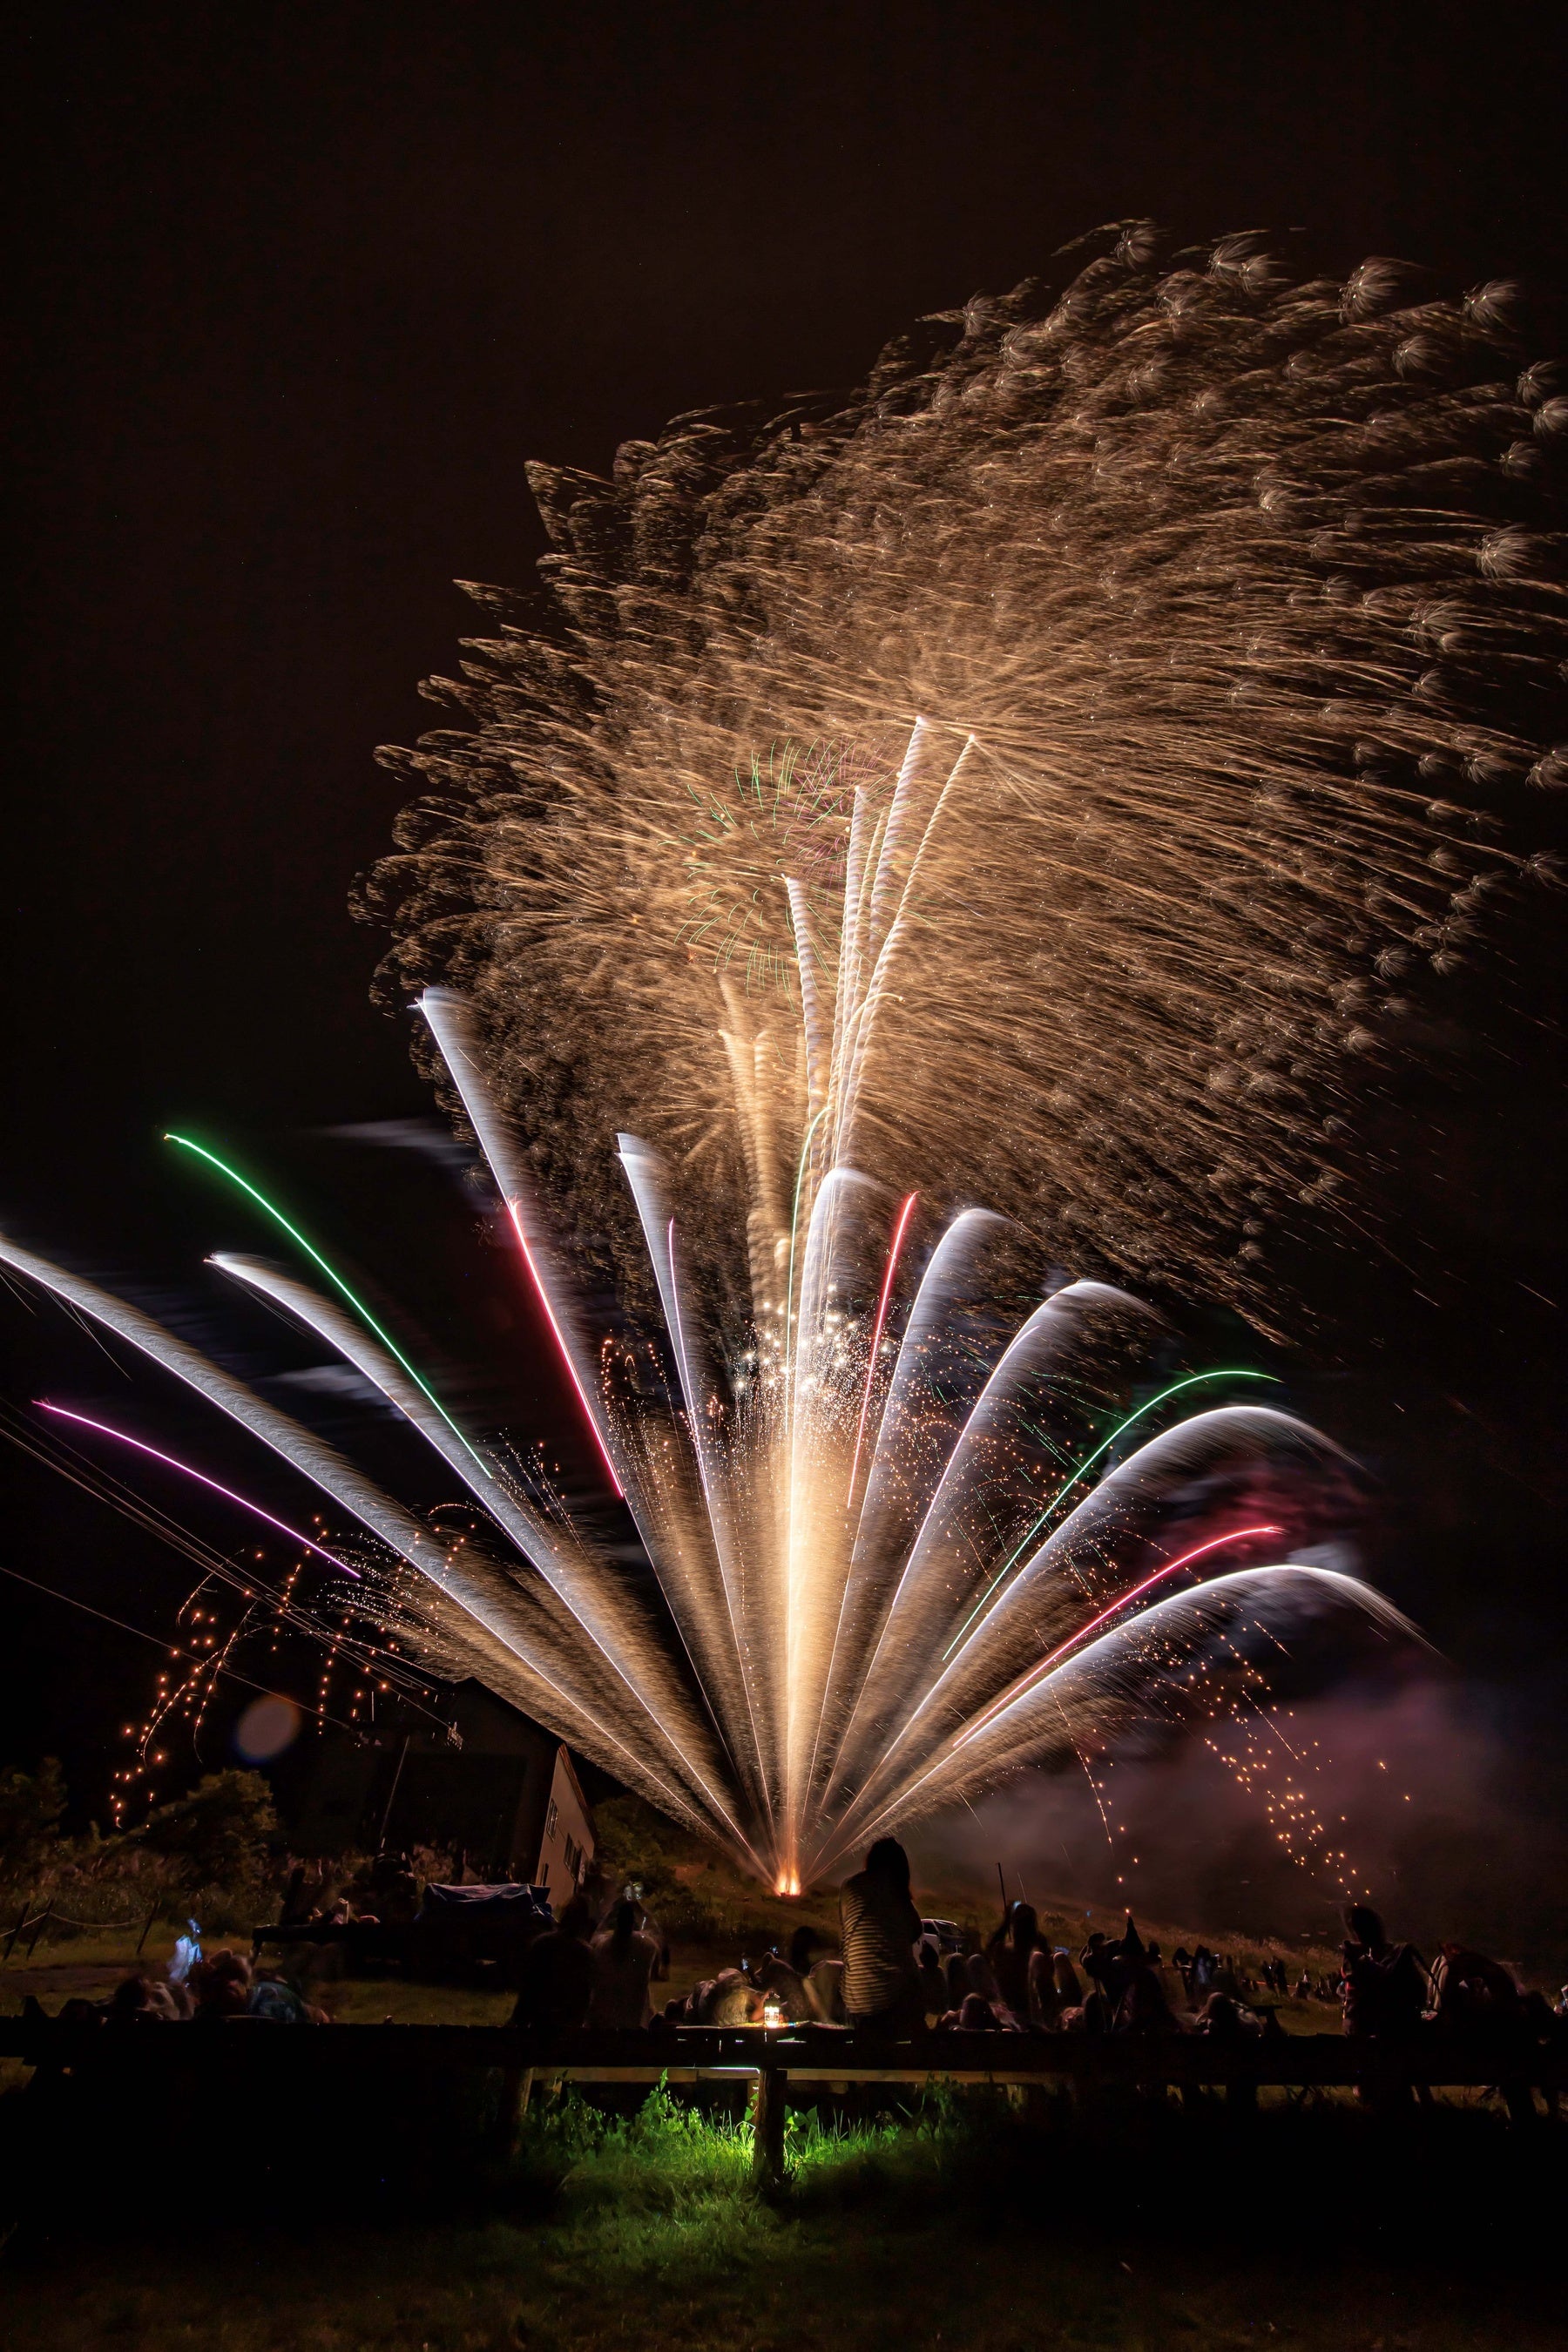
(5, 5, 1565, 1843)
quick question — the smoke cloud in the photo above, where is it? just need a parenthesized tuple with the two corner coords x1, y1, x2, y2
(907, 1670, 1568, 1973)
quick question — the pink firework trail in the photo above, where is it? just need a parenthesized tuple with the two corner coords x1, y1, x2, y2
(36, 1402, 362, 1578)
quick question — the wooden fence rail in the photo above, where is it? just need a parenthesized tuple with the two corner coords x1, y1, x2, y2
(3, 2018, 1560, 2181)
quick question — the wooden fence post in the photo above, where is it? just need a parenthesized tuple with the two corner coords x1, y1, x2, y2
(495, 2064, 534, 2152)
(2, 1896, 33, 1964)
(752, 2063, 787, 2187)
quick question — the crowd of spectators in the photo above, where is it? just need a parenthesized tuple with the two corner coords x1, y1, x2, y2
(506, 1835, 1565, 2074)
(37, 1836, 1567, 2073)
(34, 1939, 325, 2030)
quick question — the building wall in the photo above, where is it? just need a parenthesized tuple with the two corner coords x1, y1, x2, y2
(533, 1743, 596, 1898)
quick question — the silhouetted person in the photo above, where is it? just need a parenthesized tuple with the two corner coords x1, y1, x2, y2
(839, 1836, 924, 2032)
(588, 1898, 659, 2029)
(985, 1900, 1040, 2024)
(105, 1973, 178, 2024)
(510, 1893, 595, 2036)
(1430, 1943, 1524, 2046)
(788, 1924, 821, 1975)
(190, 1949, 252, 2020)
(1340, 1905, 1426, 2040)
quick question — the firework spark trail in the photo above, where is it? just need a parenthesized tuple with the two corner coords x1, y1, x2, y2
(820, 1566, 1423, 1870)
(3, 1400, 451, 1727)
(0, 1232, 745, 1855)
(808, 1402, 1364, 1866)
(34, 1402, 363, 1578)
(207, 1250, 751, 1847)
(847, 1191, 919, 1503)
(814, 1274, 1164, 1815)
(843, 1402, 1364, 1810)
(166, 1135, 496, 1485)
(10, 231, 1563, 1880)
(420, 983, 770, 1818)
(416, 989, 625, 1497)
(796, 1203, 1024, 1823)
(953, 1523, 1288, 1747)
(364, 237, 1565, 1335)
(938, 1364, 1283, 1661)
(614, 1137, 773, 1815)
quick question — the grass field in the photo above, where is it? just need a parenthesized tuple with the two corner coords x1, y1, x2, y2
(0, 2083, 1562, 2351)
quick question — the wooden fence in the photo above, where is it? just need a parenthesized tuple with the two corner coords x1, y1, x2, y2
(3, 2017, 1560, 2181)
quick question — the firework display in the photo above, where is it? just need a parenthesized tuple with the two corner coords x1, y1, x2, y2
(5, 228, 1565, 1888)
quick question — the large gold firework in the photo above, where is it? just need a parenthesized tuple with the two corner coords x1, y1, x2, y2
(364, 224, 1566, 1323)
(4, 230, 1560, 1887)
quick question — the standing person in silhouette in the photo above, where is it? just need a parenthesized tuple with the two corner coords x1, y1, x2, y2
(510, 1894, 596, 2035)
(839, 1837, 926, 2032)
(586, 1898, 660, 2029)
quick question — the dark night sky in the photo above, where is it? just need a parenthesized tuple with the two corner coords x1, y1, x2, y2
(4, 3, 1565, 1831)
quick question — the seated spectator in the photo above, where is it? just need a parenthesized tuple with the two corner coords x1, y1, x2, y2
(1028, 1941, 1063, 2030)
(587, 1898, 660, 2030)
(808, 1955, 846, 2023)
(368, 1850, 422, 1926)
(985, 1901, 1042, 2026)
(1061, 1986, 1114, 2034)
(1193, 1990, 1256, 2038)
(754, 1946, 837, 2023)
(247, 1971, 317, 2024)
(937, 1990, 1007, 2031)
(1115, 1954, 1181, 2037)
(1339, 1905, 1427, 2040)
(663, 1967, 765, 2026)
(190, 1948, 253, 2020)
(914, 1932, 949, 2021)
(1429, 1943, 1524, 2039)
(510, 1892, 595, 2035)
(279, 1862, 312, 1925)
(1052, 1950, 1083, 2009)
(105, 1972, 179, 2024)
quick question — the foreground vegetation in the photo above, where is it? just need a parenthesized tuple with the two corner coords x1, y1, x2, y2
(1, 2083, 1563, 2350)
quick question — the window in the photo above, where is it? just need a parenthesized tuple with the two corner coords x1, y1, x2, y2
(545, 1799, 558, 1841)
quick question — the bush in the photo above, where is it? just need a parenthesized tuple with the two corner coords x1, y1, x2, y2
(0, 1759, 66, 1886)
(134, 1769, 279, 1897)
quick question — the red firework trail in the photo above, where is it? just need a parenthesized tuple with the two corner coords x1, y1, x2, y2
(957, 1522, 1286, 1747)
(499, 1200, 625, 1499)
(848, 1192, 919, 1500)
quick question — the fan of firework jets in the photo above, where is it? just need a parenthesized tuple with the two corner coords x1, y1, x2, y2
(7, 222, 1566, 1888)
